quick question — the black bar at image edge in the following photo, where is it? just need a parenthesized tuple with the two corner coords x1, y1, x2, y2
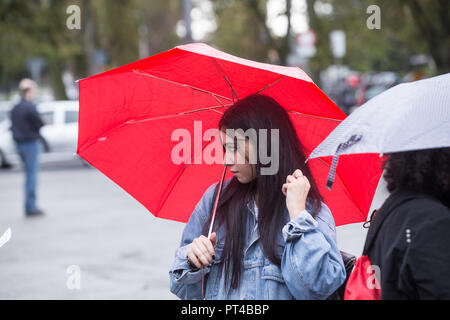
(1, 300, 449, 318)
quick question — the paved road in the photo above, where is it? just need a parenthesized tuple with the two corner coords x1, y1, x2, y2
(0, 162, 185, 299)
(0, 161, 388, 299)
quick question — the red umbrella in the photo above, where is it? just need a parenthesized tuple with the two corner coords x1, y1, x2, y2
(77, 43, 382, 226)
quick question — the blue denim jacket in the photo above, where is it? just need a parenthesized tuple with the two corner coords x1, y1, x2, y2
(169, 180, 346, 300)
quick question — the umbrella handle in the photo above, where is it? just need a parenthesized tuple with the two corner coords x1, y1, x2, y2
(207, 165, 228, 238)
(326, 134, 362, 190)
(202, 165, 227, 300)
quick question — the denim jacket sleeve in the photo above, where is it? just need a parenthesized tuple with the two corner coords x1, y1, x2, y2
(169, 183, 217, 300)
(280, 202, 346, 300)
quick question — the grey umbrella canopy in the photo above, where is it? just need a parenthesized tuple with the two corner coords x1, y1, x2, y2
(307, 73, 450, 189)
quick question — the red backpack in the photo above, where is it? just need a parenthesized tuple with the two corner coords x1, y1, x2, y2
(344, 255, 381, 300)
(344, 210, 381, 300)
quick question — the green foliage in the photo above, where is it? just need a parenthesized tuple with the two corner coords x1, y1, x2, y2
(211, 0, 271, 63)
(91, 0, 139, 67)
(0, 0, 83, 98)
(0, 0, 447, 97)
(211, 0, 448, 76)
(0, 0, 181, 97)
(309, 0, 434, 73)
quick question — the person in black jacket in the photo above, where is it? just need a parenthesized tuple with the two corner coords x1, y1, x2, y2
(10, 79, 45, 217)
(365, 147, 450, 299)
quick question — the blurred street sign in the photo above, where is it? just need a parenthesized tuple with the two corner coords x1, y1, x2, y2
(330, 30, 346, 59)
(90, 49, 108, 74)
(182, 0, 192, 43)
(92, 49, 107, 67)
(26, 57, 45, 84)
(295, 29, 316, 58)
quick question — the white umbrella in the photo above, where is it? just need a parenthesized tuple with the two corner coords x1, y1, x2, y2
(307, 73, 450, 189)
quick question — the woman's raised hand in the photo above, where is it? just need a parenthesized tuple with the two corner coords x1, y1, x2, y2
(282, 169, 311, 220)
(187, 232, 217, 269)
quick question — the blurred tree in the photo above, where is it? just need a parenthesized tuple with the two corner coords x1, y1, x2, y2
(0, 0, 82, 99)
(0, 0, 37, 91)
(0, 0, 181, 98)
(307, 0, 412, 74)
(91, 0, 140, 68)
(211, 0, 292, 65)
(135, 0, 180, 56)
(211, 0, 271, 63)
(80, 0, 180, 71)
(34, 0, 83, 100)
(210, 0, 448, 79)
(399, 0, 449, 73)
(306, 0, 448, 75)
(2, 0, 446, 99)
(245, 0, 293, 64)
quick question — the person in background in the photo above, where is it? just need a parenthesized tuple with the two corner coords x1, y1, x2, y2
(10, 78, 45, 217)
(364, 147, 450, 299)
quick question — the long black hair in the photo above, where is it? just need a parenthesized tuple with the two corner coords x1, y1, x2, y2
(202, 94, 323, 293)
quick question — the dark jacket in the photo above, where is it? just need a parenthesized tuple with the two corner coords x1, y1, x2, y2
(10, 98, 44, 143)
(365, 188, 450, 299)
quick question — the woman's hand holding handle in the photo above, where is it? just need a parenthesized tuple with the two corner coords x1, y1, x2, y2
(187, 232, 217, 269)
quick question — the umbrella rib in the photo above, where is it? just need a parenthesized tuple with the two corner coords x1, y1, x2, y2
(178, 104, 231, 116)
(132, 69, 233, 103)
(155, 162, 190, 217)
(155, 128, 221, 216)
(287, 111, 342, 122)
(211, 93, 227, 107)
(211, 58, 239, 103)
(255, 75, 286, 94)
(127, 104, 232, 123)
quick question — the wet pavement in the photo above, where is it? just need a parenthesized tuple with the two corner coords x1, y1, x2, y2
(0, 161, 184, 299)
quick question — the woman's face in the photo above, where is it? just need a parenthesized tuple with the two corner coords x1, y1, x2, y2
(220, 129, 257, 184)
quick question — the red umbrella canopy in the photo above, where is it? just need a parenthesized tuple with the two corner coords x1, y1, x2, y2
(77, 43, 382, 226)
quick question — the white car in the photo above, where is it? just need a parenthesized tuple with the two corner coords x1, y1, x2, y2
(0, 100, 82, 168)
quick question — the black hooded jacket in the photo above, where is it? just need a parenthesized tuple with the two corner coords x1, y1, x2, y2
(364, 188, 450, 299)
(10, 98, 44, 142)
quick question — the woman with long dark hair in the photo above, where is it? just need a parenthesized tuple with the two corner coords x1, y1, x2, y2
(169, 94, 346, 299)
(361, 147, 450, 299)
